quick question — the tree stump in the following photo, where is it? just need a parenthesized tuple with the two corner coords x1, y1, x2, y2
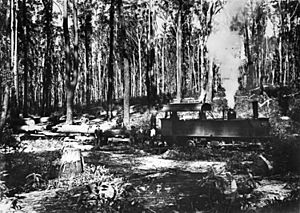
(59, 147, 84, 178)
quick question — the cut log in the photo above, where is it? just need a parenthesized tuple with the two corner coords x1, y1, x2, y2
(40, 117, 50, 123)
(55, 124, 97, 134)
(54, 122, 116, 134)
(17, 124, 44, 132)
(59, 147, 84, 178)
(24, 118, 35, 126)
(252, 154, 273, 176)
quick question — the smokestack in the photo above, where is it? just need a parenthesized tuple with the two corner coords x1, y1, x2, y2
(252, 101, 258, 119)
(227, 108, 236, 120)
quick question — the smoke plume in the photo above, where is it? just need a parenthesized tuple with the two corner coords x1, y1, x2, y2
(207, 0, 246, 109)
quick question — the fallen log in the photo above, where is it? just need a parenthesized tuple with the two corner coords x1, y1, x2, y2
(55, 124, 98, 134)
(54, 121, 117, 134)
(24, 118, 35, 126)
(17, 124, 45, 132)
(40, 117, 50, 123)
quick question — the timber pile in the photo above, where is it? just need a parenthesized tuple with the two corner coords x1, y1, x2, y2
(12, 114, 118, 141)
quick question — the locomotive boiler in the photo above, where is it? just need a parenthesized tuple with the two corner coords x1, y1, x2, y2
(160, 101, 271, 145)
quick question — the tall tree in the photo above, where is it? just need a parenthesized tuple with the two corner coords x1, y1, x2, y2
(145, 0, 153, 107)
(63, 0, 71, 123)
(42, 0, 53, 116)
(107, 0, 115, 120)
(176, 0, 183, 101)
(0, 0, 11, 135)
(22, 0, 28, 117)
(11, 0, 19, 117)
(64, 0, 79, 124)
(117, 0, 130, 128)
(84, 0, 92, 106)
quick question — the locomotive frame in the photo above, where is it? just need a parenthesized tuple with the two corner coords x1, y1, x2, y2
(160, 102, 271, 145)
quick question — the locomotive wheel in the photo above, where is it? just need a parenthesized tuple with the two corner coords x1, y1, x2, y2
(163, 136, 173, 146)
(175, 136, 190, 146)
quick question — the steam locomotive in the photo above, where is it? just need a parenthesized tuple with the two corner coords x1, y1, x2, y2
(160, 101, 271, 145)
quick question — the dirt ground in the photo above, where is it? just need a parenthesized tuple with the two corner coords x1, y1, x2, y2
(1, 139, 299, 213)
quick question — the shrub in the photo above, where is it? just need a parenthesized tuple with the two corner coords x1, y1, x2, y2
(288, 98, 300, 122)
(0, 127, 21, 152)
(0, 171, 8, 201)
(271, 137, 300, 174)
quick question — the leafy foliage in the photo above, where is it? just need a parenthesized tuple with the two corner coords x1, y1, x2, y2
(0, 171, 8, 201)
(24, 173, 45, 192)
(3, 150, 61, 193)
(271, 137, 300, 174)
(198, 167, 263, 212)
(0, 127, 22, 152)
(47, 164, 145, 212)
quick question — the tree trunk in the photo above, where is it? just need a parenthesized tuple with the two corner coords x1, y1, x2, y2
(176, 5, 182, 102)
(42, 0, 53, 116)
(22, 0, 28, 117)
(64, 0, 79, 124)
(198, 40, 206, 102)
(0, 1, 11, 135)
(97, 51, 102, 100)
(0, 86, 10, 134)
(244, 22, 255, 89)
(11, 0, 19, 117)
(192, 46, 196, 94)
(132, 54, 136, 97)
(155, 45, 160, 96)
(138, 35, 142, 96)
(107, 0, 115, 120)
(84, 0, 92, 106)
(278, 35, 283, 85)
(146, 1, 153, 108)
(161, 36, 165, 94)
(206, 57, 214, 103)
(117, 0, 130, 128)
(63, 0, 72, 124)
(123, 59, 130, 128)
(59, 147, 84, 178)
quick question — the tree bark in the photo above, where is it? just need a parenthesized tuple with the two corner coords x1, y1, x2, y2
(107, 0, 115, 120)
(64, 0, 79, 124)
(22, 0, 28, 117)
(279, 34, 283, 85)
(198, 40, 206, 102)
(0, 86, 10, 134)
(11, 0, 19, 117)
(161, 36, 165, 94)
(138, 34, 142, 96)
(145, 1, 154, 108)
(63, 0, 72, 124)
(84, 0, 92, 106)
(42, 0, 53, 116)
(123, 59, 130, 128)
(244, 22, 255, 89)
(0, 1, 11, 136)
(117, 0, 130, 128)
(206, 57, 214, 103)
(176, 4, 182, 102)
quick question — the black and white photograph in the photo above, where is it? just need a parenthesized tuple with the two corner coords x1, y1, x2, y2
(0, 0, 299, 212)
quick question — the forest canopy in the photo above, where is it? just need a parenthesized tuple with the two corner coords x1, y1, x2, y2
(0, 0, 299, 126)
